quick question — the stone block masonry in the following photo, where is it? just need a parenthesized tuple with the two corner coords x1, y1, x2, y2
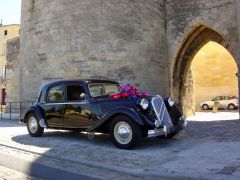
(20, 0, 169, 101)
(19, 0, 240, 116)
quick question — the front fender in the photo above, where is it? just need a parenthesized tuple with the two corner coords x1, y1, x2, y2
(87, 108, 144, 132)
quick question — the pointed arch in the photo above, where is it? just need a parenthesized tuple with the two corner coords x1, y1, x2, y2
(172, 25, 238, 116)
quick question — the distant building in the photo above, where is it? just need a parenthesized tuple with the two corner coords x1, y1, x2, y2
(0, 24, 20, 105)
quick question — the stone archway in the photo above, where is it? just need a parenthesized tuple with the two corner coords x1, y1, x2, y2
(172, 25, 237, 116)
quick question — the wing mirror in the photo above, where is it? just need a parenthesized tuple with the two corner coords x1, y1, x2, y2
(80, 93, 86, 100)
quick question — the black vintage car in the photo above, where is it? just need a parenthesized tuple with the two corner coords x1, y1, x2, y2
(20, 79, 187, 149)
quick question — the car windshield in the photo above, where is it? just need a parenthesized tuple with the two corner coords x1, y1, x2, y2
(88, 83, 119, 97)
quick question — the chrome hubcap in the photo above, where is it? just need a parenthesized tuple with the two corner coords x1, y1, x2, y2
(114, 122, 132, 144)
(29, 117, 38, 133)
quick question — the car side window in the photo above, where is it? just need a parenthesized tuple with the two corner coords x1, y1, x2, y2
(213, 96, 220, 101)
(47, 85, 63, 103)
(66, 85, 85, 101)
(223, 96, 228, 100)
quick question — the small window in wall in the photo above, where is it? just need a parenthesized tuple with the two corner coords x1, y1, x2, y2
(47, 85, 63, 103)
(66, 85, 85, 101)
(1, 88, 6, 105)
(4, 30, 7, 36)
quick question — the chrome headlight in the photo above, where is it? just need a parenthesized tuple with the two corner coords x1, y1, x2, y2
(154, 120, 161, 128)
(140, 99, 149, 110)
(168, 97, 175, 107)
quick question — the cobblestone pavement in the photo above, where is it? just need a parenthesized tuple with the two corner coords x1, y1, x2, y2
(0, 118, 240, 179)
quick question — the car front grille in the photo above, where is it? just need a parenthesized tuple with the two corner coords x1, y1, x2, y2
(151, 95, 173, 128)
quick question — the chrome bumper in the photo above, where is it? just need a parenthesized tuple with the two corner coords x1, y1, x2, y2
(148, 128, 166, 137)
(148, 118, 187, 137)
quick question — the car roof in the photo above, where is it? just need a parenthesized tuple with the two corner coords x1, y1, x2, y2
(41, 79, 119, 89)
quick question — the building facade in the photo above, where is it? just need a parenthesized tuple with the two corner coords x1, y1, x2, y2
(19, 0, 240, 115)
(0, 24, 20, 105)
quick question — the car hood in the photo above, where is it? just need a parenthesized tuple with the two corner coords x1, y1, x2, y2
(92, 97, 152, 115)
(200, 100, 213, 105)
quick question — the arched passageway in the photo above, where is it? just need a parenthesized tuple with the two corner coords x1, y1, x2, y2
(172, 25, 238, 116)
(192, 41, 238, 112)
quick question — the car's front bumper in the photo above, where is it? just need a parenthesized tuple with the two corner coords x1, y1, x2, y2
(148, 118, 187, 137)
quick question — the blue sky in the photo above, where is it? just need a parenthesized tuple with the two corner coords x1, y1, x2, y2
(0, 0, 21, 25)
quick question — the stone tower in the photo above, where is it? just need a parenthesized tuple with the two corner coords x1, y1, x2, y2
(20, 0, 169, 100)
(20, 0, 240, 116)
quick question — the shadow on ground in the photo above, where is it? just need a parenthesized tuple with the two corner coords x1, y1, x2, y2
(11, 119, 240, 154)
(8, 119, 240, 179)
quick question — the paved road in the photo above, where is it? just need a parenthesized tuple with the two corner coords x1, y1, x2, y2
(0, 165, 38, 180)
(0, 118, 240, 179)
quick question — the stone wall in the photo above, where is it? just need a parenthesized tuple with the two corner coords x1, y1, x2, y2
(20, 0, 169, 101)
(181, 68, 195, 116)
(166, 0, 239, 64)
(19, 0, 240, 115)
(166, 0, 239, 115)
(5, 37, 20, 112)
(6, 37, 20, 103)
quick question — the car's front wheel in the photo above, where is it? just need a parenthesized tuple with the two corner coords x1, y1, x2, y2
(27, 113, 44, 137)
(110, 115, 142, 149)
(228, 103, 235, 110)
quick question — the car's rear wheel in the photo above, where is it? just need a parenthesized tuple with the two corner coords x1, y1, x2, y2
(228, 104, 235, 110)
(27, 113, 44, 137)
(202, 104, 209, 110)
(110, 115, 142, 149)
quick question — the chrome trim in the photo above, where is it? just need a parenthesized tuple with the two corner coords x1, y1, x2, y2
(179, 115, 188, 127)
(167, 97, 175, 107)
(114, 121, 133, 145)
(148, 129, 165, 137)
(43, 101, 88, 105)
(39, 119, 47, 128)
(140, 98, 149, 110)
(28, 117, 38, 133)
(151, 95, 173, 128)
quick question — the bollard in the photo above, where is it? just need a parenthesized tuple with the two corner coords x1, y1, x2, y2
(212, 101, 219, 113)
(10, 102, 11, 120)
(19, 102, 22, 120)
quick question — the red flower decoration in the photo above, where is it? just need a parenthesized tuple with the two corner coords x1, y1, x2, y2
(109, 83, 149, 100)
(110, 94, 121, 99)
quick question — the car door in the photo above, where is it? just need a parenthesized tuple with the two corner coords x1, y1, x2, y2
(222, 96, 229, 108)
(43, 84, 64, 127)
(217, 96, 224, 108)
(211, 96, 220, 108)
(63, 84, 92, 128)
